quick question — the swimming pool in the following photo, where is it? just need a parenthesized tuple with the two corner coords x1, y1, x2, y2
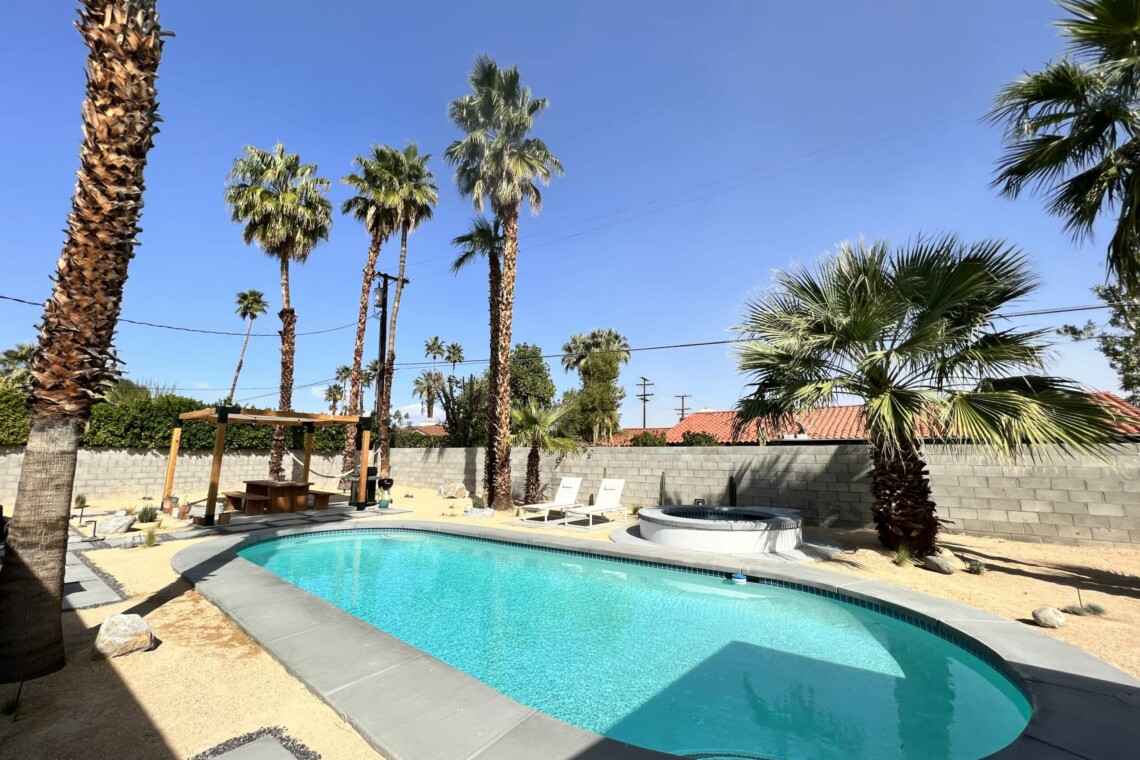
(239, 530, 1030, 760)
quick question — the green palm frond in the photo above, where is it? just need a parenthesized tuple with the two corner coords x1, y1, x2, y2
(235, 289, 268, 321)
(509, 399, 579, 455)
(735, 236, 1124, 457)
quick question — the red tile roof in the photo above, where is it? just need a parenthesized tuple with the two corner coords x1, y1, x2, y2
(604, 428, 671, 447)
(651, 392, 1140, 445)
(408, 424, 447, 437)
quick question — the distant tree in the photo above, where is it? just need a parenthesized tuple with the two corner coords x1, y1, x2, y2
(510, 400, 579, 504)
(228, 289, 268, 403)
(561, 329, 630, 444)
(509, 343, 555, 409)
(681, 431, 718, 447)
(412, 369, 442, 418)
(445, 342, 465, 375)
(324, 383, 345, 415)
(629, 430, 667, 447)
(1059, 285, 1140, 404)
(438, 374, 489, 448)
(225, 143, 332, 479)
(425, 336, 444, 372)
(0, 343, 36, 393)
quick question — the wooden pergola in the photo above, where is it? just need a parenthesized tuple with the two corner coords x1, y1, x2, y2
(162, 405, 370, 526)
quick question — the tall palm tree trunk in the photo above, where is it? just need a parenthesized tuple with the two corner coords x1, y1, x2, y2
(270, 257, 294, 480)
(378, 226, 410, 476)
(490, 209, 519, 509)
(227, 316, 254, 403)
(524, 442, 542, 505)
(868, 436, 941, 558)
(483, 242, 503, 504)
(341, 237, 382, 482)
(0, 0, 165, 683)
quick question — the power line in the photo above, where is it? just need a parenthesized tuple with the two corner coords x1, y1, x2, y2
(0, 293, 358, 337)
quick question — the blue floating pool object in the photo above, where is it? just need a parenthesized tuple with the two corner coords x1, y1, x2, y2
(730, 573, 747, 585)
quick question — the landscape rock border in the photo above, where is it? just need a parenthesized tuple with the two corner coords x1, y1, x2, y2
(187, 725, 320, 760)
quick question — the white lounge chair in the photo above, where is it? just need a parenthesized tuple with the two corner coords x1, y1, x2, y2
(519, 476, 582, 522)
(566, 478, 626, 527)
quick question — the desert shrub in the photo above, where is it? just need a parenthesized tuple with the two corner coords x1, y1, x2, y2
(143, 525, 158, 548)
(894, 544, 912, 567)
(1061, 602, 1106, 616)
(136, 505, 159, 523)
(681, 431, 718, 447)
(965, 559, 986, 575)
(0, 386, 29, 447)
(391, 428, 447, 448)
(630, 431, 666, 447)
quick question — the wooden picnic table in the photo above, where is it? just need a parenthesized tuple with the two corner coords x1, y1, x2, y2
(243, 480, 312, 514)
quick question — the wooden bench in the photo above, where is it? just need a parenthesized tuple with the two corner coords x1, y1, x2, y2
(308, 489, 341, 510)
(224, 491, 270, 515)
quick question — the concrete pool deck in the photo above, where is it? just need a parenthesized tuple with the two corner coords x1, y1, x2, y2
(172, 521, 1140, 760)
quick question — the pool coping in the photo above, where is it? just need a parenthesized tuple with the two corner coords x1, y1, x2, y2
(171, 520, 1140, 760)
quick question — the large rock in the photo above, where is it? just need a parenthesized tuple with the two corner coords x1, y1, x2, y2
(93, 614, 155, 658)
(439, 482, 468, 499)
(98, 515, 136, 535)
(922, 555, 956, 575)
(1032, 607, 1066, 629)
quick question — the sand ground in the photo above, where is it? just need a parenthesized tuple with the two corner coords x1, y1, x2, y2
(1, 485, 1138, 759)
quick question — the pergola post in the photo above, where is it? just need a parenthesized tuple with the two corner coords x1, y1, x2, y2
(202, 406, 233, 527)
(356, 416, 372, 508)
(162, 418, 183, 507)
(302, 422, 314, 482)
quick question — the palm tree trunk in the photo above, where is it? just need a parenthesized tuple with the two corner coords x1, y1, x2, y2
(341, 237, 382, 483)
(270, 257, 294, 480)
(378, 225, 410, 477)
(483, 239, 503, 505)
(227, 317, 254, 403)
(868, 436, 941, 558)
(0, 0, 165, 683)
(491, 208, 519, 509)
(524, 442, 541, 504)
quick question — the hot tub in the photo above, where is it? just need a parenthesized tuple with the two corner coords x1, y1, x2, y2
(637, 505, 803, 554)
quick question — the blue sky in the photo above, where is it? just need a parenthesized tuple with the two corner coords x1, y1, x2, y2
(0, 1, 1121, 427)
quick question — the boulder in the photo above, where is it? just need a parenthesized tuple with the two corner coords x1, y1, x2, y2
(439, 482, 468, 499)
(93, 614, 155, 658)
(1032, 607, 1066, 629)
(98, 515, 136, 535)
(922, 555, 956, 575)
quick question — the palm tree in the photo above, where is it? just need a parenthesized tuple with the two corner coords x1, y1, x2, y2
(224, 143, 332, 479)
(412, 369, 441, 418)
(227, 290, 268, 403)
(375, 144, 438, 477)
(334, 364, 353, 387)
(445, 56, 563, 509)
(561, 329, 631, 443)
(987, 0, 1140, 291)
(324, 383, 345, 415)
(0, 0, 166, 684)
(510, 400, 579, 505)
(734, 236, 1122, 558)
(339, 147, 400, 478)
(445, 342, 465, 376)
(0, 343, 36, 392)
(451, 216, 505, 500)
(425, 336, 444, 372)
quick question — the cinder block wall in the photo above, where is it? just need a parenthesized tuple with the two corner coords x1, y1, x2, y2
(3, 443, 1139, 547)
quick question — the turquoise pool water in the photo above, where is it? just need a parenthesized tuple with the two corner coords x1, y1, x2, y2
(239, 531, 1031, 760)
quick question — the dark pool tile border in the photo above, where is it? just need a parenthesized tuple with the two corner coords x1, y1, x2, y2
(174, 521, 1140, 760)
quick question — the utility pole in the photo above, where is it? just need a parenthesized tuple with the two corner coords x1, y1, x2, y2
(372, 272, 409, 425)
(675, 394, 691, 421)
(635, 376, 654, 429)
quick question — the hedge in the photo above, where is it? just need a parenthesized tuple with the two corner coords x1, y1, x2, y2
(0, 387, 443, 453)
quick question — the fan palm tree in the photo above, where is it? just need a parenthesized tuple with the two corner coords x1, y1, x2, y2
(0, 343, 36, 393)
(445, 56, 563, 509)
(734, 235, 1122, 558)
(412, 370, 441, 418)
(375, 144, 438, 477)
(445, 342, 465, 376)
(224, 143, 332, 480)
(561, 329, 631, 443)
(451, 216, 505, 500)
(338, 147, 400, 478)
(987, 0, 1140, 291)
(324, 383, 345, 415)
(561, 328, 632, 373)
(0, 0, 166, 684)
(425, 336, 444, 372)
(510, 400, 579, 505)
(227, 290, 268, 403)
